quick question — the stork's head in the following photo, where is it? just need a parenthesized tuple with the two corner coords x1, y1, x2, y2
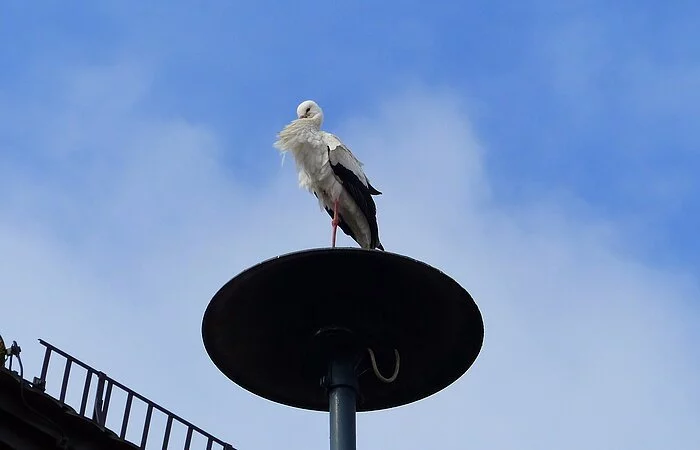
(296, 100, 324, 126)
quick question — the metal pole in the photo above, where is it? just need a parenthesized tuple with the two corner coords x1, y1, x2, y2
(327, 357, 358, 450)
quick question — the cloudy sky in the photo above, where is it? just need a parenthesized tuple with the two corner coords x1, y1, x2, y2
(2, 1, 699, 449)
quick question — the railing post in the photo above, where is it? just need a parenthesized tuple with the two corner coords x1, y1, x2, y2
(162, 416, 173, 450)
(59, 359, 72, 402)
(38, 345, 52, 390)
(93, 372, 106, 426)
(140, 404, 154, 449)
(79, 370, 93, 415)
(184, 427, 193, 450)
(120, 392, 133, 439)
(102, 379, 113, 424)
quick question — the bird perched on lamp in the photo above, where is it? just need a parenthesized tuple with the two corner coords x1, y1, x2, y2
(274, 100, 384, 250)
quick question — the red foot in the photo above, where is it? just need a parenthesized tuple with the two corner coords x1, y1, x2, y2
(331, 200, 339, 248)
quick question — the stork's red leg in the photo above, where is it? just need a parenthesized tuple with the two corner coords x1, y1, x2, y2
(331, 200, 339, 248)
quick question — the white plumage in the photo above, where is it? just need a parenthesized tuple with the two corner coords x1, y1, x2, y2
(274, 100, 384, 250)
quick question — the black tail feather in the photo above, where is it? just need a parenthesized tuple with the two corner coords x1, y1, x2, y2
(367, 181, 382, 196)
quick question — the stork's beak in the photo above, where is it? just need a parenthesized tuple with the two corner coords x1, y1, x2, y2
(299, 114, 308, 119)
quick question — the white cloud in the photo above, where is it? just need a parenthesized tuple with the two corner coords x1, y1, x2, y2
(1, 64, 698, 450)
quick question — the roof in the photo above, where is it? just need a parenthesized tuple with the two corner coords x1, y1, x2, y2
(1, 339, 235, 450)
(0, 367, 138, 450)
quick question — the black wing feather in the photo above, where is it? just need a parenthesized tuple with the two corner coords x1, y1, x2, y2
(328, 147, 383, 249)
(367, 182, 382, 196)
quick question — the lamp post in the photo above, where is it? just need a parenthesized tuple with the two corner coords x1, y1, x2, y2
(202, 248, 484, 450)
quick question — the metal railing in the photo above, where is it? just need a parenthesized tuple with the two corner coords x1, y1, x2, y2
(36, 339, 235, 450)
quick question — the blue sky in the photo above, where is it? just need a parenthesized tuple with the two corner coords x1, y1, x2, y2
(3, 1, 698, 267)
(1, 1, 699, 449)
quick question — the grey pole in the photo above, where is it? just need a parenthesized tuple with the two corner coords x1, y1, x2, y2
(327, 357, 358, 450)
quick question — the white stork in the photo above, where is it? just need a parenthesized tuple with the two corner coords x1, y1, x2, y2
(274, 100, 384, 250)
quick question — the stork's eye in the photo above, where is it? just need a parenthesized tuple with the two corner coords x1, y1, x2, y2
(306, 107, 311, 113)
